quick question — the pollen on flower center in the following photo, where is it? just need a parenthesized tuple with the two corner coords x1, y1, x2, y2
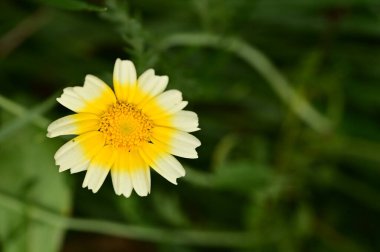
(98, 102, 153, 150)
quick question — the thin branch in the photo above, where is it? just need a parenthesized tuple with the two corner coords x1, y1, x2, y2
(0, 94, 50, 128)
(159, 33, 333, 134)
(0, 94, 57, 141)
(0, 8, 52, 58)
(0, 191, 256, 248)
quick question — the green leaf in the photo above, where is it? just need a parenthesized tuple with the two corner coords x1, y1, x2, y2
(213, 161, 273, 192)
(0, 127, 72, 252)
(36, 0, 107, 11)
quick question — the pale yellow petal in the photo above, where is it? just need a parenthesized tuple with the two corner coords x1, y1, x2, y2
(151, 127, 200, 159)
(132, 70, 168, 104)
(54, 131, 105, 173)
(139, 143, 185, 185)
(57, 75, 116, 114)
(74, 75, 116, 113)
(129, 151, 151, 196)
(70, 160, 90, 174)
(82, 145, 116, 193)
(47, 113, 99, 138)
(113, 58, 137, 102)
(56, 87, 85, 112)
(153, 110, 200, 132)
(111, 149, 151, 197)
(111, 150, 133, 197)
(142, 89, 182, 118)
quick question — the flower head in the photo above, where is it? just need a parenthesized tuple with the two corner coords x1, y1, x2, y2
(47, 59, 200, 197)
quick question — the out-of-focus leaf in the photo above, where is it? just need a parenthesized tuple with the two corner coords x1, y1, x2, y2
(0, 128, 71, 252)
(152, 190, 189, 227)
(35, 0, 107, 11)
(211, 134, 238, 169)
(115, 195, 151, 224)
(294, 203, 313, 238)
(0, 94, 56, 142)
(213, 161, 274, 192)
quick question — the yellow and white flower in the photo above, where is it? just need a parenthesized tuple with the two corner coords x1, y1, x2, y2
(47, 59, 200, 197)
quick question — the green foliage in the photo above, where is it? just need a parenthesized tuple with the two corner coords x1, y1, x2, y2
(35, 0, 106, 11)
(1, 0, 380, 251)
(0, 126, 71, 252)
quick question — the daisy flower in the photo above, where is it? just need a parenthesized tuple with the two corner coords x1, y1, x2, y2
(47, 59, 200, 197)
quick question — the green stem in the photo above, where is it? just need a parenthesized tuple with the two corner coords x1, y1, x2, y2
(0, 94, 57, 141)
(159, 33, 333, 134)
(0, 94, 50, 128)
(0, 191, 256, 248)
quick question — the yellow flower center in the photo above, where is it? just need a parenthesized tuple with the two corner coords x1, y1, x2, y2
(98, 102, 153, 150)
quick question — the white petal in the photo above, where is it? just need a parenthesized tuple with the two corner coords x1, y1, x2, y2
(111, 169, 133, 197)
(154, 154, 185, 184)
(111, 151, 151, 197)
(70, 160, 90, 174)
(74, 75, 116, 112)
(111, 151, 133, 197)
(83, 166, 109, 193)
(82, 146, 115, 193)
(139, 145, 185, 185)
(152, 128, 201, 159)
(133, 70, 169, 105)
(121, 60, 137, 86)
(127, 151, 150, 196)
(143, 89, 181, 111)
(138, 69, 155, 88)
(84, 75, 115, 99)
(150, 101, 188, 120)
(154, 110, 200, 132)
(56, 75, 116, 114)
(62, 87, 81, 99)
(138, 72, 168, 97)
(131, 167, 150, 197)
(47, 115, 77, 138)
(171, 110, 200, 132)
(54, 131, 104, 172)
(56, 87, 85, 112)
(47, 113, 99, 138)
(113, 59, 137, 101)
(165, 101, 188, 115)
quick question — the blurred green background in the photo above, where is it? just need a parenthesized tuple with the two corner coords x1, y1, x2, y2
(1, 0, 380, 251)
